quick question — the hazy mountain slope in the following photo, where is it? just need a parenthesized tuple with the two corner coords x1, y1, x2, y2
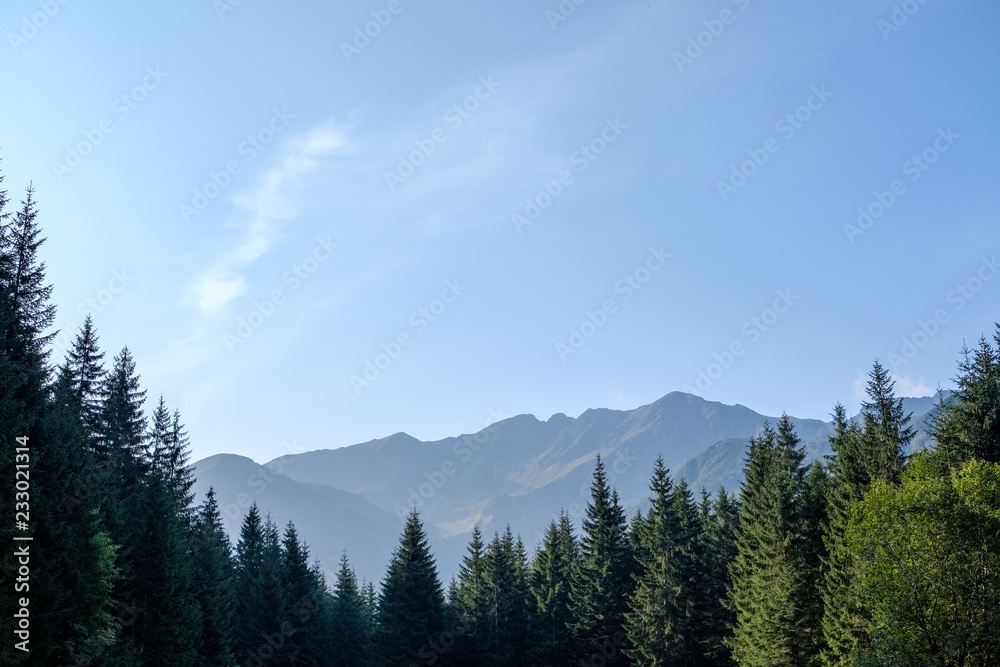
(191, 454, 401, 584)
(676, 394, 950, 495)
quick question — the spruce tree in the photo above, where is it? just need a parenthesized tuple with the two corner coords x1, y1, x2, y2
(933, 329, 1000, 465)
(30, 363, 119, 664)
(191, 488, 236, 666)
(569, 455, 635, 663)
(277, 522, 325, 666)
(481, 527, 532, 666)
(728, 419, 812, 667)
(454, 525, 489, 665)
(234, 504, 275, 664)
(530, 512, 578, 666)
(625, 457, 683, 665)
(373, 509, 448, 666)
(699, 488, 740, 666)
(330, 552, 369, 667)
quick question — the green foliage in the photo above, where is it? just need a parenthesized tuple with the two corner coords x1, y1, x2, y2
(530, 513, 578, 666)
(330, 552, 370, 667)
(933, 330, 1000, 465)
(847, 455, 1000, 666)
(191, 488, 236, 666)
(373, 509, 448, 667)
(569, 455, 636, 662)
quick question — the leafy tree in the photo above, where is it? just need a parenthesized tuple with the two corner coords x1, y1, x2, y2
(847, 454, 1000, 666)
(373, 509, 448, 667)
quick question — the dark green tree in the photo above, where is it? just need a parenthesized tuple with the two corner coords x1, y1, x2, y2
(330, 552, 369, 667)
(698, 488, 740, 666)
(569, 455, 635, 663)
(373, 509, 448, 667)
(191, 488, 236, 666)
(933, 328, 1000, 465)
(530, 512, 578, 666)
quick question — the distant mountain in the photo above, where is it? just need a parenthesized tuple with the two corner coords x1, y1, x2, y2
(675, 393, 950, 494)
(191, 391, 943, 582)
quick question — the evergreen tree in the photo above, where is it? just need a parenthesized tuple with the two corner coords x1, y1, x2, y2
(331, 552, 369, 667)
(373, 509, 448, 667)
(530, 512, 578, 666)
(65, 313, 105, 438)
(453, 525, 489, 665)
(234, 504, 282, 664)
(191, 488, 236, 666)
(728, 419, 812, 667)
(821, 365, 914, 667)
(699, 488, 740, 666)
(277, 522, 325, 666)
(147, 397, 196, 523)
(481, 527, 532, 666)
(127, 472, 203, 665)
(30, 363, 119, 664)
(569, 455, 635, 663)
(625, 457, 683, 665)
(933, 328, 1000, 465)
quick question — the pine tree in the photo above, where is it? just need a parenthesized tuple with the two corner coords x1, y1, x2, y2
(147, 396, 196, 522)
(821, 365, 914, 667)
(530, 512, 578, 666)
(481, 527, 532, 666)
(276, 522, 325, 666)
(373, 509, 448, 667)
(65, 313, 105, 438)
(454, 525, 489, 665)
(699, 488, 740, 666)
(127, 471, 203, 665)
(569, 455, 636, 663)
(625, 457, 683, 665)
(728, 418, 812, 667)
(191, 488, 236, 666)
(330, 552, 369, 667)
(234, 504, 281, 664)
(30, 364, 120, 664)
(933, 328, 1000, 465)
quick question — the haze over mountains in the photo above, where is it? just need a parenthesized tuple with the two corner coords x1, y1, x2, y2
(192, 391, 946, 584)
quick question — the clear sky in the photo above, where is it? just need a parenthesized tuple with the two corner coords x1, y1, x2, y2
(1, 0, 997, 464)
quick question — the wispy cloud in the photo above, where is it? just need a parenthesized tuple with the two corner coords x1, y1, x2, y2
(193, 122, 352, 313)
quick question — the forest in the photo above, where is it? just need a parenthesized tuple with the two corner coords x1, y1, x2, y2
(2, 167, 999, 666)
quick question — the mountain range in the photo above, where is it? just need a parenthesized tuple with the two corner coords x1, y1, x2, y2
(191, 390, 947, 584)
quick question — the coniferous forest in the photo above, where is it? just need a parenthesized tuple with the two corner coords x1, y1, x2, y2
(2, 165, 1000, 666)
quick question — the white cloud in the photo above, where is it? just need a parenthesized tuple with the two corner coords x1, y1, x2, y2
(853, 371, 933, 400)
(193, 122, 351, 313)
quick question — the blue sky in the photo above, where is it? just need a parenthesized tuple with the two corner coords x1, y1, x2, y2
(1, 0, 997, 463)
